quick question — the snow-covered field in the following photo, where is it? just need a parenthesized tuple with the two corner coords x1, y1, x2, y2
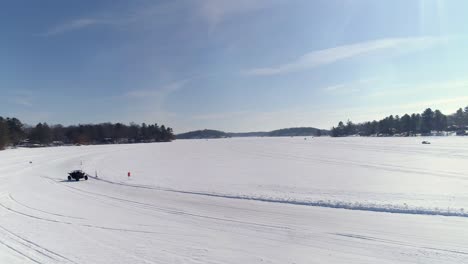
(1, 137, 468, 263)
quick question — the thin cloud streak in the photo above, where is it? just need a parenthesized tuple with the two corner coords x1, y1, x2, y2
(246, 36, 445, 76)
(11, 97, 33, 107)
(196, 0, 273, 29)
(41, 1, 273, 36)
(322, 77, 378, 95)
(41, 18, 106, 36)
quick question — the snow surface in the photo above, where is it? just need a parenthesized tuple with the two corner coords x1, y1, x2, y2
(1, 137, 468, 263)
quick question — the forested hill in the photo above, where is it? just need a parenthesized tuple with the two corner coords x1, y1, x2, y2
(268, 127, 327, 137)
(176, 127, 328, 139)
(0, 117, 175, 150)
(176, 129, 228, 139)
(331, 106, 468, 137)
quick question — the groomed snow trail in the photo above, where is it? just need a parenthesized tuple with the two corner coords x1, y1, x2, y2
(1, 137, 468, 263)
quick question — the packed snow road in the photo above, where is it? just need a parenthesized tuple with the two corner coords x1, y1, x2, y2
(1, 137, 468, 263)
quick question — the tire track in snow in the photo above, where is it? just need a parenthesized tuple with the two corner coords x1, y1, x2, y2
(0, 239, 43, 264)
(66, 224, 160, 264)
(0, 224, 78, 264)
(333, 233, 468, 256)
(0, 199, 163, 235)
(9, 194, 85, 220)
(41, 176, 291, 231)
(86, 174, 468, 218)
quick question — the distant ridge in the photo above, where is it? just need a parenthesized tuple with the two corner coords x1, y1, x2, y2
(176, 129, 227, 139)
(268, 127, 327, 137)
(176, 127, 329, 139)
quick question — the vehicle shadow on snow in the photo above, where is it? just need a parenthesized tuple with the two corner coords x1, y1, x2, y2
(58, 179, 86, 183)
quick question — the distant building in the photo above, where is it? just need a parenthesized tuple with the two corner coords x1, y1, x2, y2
(17, 139, 45, 148)
(52, 141, 64, 146)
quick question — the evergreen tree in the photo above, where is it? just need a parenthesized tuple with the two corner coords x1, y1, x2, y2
(433, 110, 447, 132)
(409, 113, 419, 133)
(344, 120, 356, 135)
(400, 114, 411, 134)
(0, 117, 9, 150)
(51, 124, 65, 142)
(464, 106, 468, 127)
(360, 121, 376, 136)
(455, 108, 464, 127)
(141, 123, 149, 140)
(421, 108, 434, 134)
(30, 123, 52, 144)
(331, 121, 345, 137)
(394, 115, 401, 133)
(6, 118, 25, 144)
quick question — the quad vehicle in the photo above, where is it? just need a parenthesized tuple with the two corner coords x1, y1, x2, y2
(68, 170, 88, 181)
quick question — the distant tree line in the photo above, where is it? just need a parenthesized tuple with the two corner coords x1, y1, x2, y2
(0, 117, 174, 150)
(331, 106, 468, 137)
(0, 117, 25, 150)
(176, 127, 328, 139)
(267, 127, 326, 137)
(176, 129, 228, 139)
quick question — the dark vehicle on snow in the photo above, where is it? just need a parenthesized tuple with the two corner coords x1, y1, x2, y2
(68, 170, 88, 181)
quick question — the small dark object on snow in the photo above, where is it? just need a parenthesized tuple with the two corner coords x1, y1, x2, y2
(68, 170, 88, 181)
(421, 141, 431, 145)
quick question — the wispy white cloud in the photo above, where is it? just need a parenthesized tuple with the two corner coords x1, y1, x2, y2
(41, 1, 272, 36)
(195, 0, 273, 29)
(323, 84, 345, 92)
(246, 36, 445, 76)
(41, 18, 108, 36)
(322, 77, 378, 95)
(39, 3, 155, 36)
(10, 97, 33, 107)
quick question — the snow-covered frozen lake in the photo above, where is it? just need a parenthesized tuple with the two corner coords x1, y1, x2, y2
(1, 137, 468, 263)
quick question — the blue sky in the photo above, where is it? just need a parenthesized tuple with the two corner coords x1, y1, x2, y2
(1, 0, 468, 132)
